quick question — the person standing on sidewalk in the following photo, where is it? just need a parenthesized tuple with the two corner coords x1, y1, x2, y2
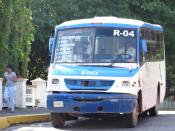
(3, 64, 17, 112)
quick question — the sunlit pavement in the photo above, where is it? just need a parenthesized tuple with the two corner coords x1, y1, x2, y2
(158, 110, 175, 114)
(4, 111, 175, 131)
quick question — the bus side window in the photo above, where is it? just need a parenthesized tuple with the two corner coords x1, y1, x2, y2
(140, 28, 163, 63)
(145, 29, 157, 61)
(161, 33, 165, 59)
(155, 32, 164, 60)
(139, 28, 146, 65)
(144, 30, 165, 62)
(144, 29, 151, 61)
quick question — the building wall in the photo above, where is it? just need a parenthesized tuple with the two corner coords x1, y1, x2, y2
(15, 78, 27, 108)
(31, 78, 47, 107)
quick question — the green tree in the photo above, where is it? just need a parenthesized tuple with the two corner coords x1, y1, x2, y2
(0, 0, 34, 77)
(30, 0, 175, 96)
(29, 0, 131, 80)
(0, 0, 13, 75)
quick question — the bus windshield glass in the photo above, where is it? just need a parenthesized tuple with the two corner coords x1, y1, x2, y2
(54, 28, 137, 63)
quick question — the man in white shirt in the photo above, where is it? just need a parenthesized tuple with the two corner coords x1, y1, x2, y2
(118, 43, 136, 62)
(3, 64, 17, 112)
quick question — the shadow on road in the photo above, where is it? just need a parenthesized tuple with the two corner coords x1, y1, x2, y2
(5, 111, 175, 131)
(59, 111, 175, 131)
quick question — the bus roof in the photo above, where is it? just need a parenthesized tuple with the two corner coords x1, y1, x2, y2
(56, 16, 163, 31)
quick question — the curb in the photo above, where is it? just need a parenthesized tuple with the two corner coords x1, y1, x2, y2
(0, 117, 10, 129)
(0, 113, 50, 129)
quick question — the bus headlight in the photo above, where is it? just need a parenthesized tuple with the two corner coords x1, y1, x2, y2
(122, 81, 130, 87)
(52, 79, 60, 84)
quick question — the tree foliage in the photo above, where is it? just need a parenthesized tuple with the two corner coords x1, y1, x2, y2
(30, 0, 175, 84)
(0, 0, 34, 77)
(1, 0, 175, 93)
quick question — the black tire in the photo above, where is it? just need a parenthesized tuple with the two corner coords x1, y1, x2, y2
(149, 93, 159, 116)
(50, 113, 66, 128)
(67, 114, 78, 120)
(141, 111, 148, 117)
(126, 104, 139, 128)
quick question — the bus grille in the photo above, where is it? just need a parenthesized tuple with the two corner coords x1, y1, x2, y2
(64, 79, 114, 90)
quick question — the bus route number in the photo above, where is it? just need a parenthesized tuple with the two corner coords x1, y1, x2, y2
(113, 29, 135, 37)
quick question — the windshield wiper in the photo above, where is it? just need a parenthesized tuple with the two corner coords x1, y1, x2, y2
(108, 61, 118, 67)
(107, 56, 118, 67)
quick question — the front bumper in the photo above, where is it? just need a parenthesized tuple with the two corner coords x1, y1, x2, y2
(47, 92, 137, 114)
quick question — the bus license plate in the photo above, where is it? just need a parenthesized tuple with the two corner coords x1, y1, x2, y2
(53, 101, 64, 107)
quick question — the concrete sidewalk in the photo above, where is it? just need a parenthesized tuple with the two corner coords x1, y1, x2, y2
(0, 107, 50, 129)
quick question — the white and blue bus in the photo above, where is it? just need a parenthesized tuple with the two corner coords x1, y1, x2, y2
(47, 17, 166, 127)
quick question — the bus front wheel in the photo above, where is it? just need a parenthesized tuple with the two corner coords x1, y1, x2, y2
(149, 93, 159, 116)
(50, 113, 66, 128)
(126, 104, 139, 127)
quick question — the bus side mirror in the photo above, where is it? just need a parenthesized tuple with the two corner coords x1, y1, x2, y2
(49, 37, 54, 55)
(141, 39, 147, 53)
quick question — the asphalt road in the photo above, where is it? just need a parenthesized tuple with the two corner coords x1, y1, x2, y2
(3, 111, 175, 131)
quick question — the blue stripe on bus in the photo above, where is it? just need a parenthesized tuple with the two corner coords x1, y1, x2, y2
(51, 65, 139, 77)
(56, 23, 163, 31)
(143, 23, 163, 31)
(64, 79, 114, 90)
(56, 23, 139, 30)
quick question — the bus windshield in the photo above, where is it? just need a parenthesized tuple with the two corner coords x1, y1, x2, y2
(54, 28, 137, 63)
